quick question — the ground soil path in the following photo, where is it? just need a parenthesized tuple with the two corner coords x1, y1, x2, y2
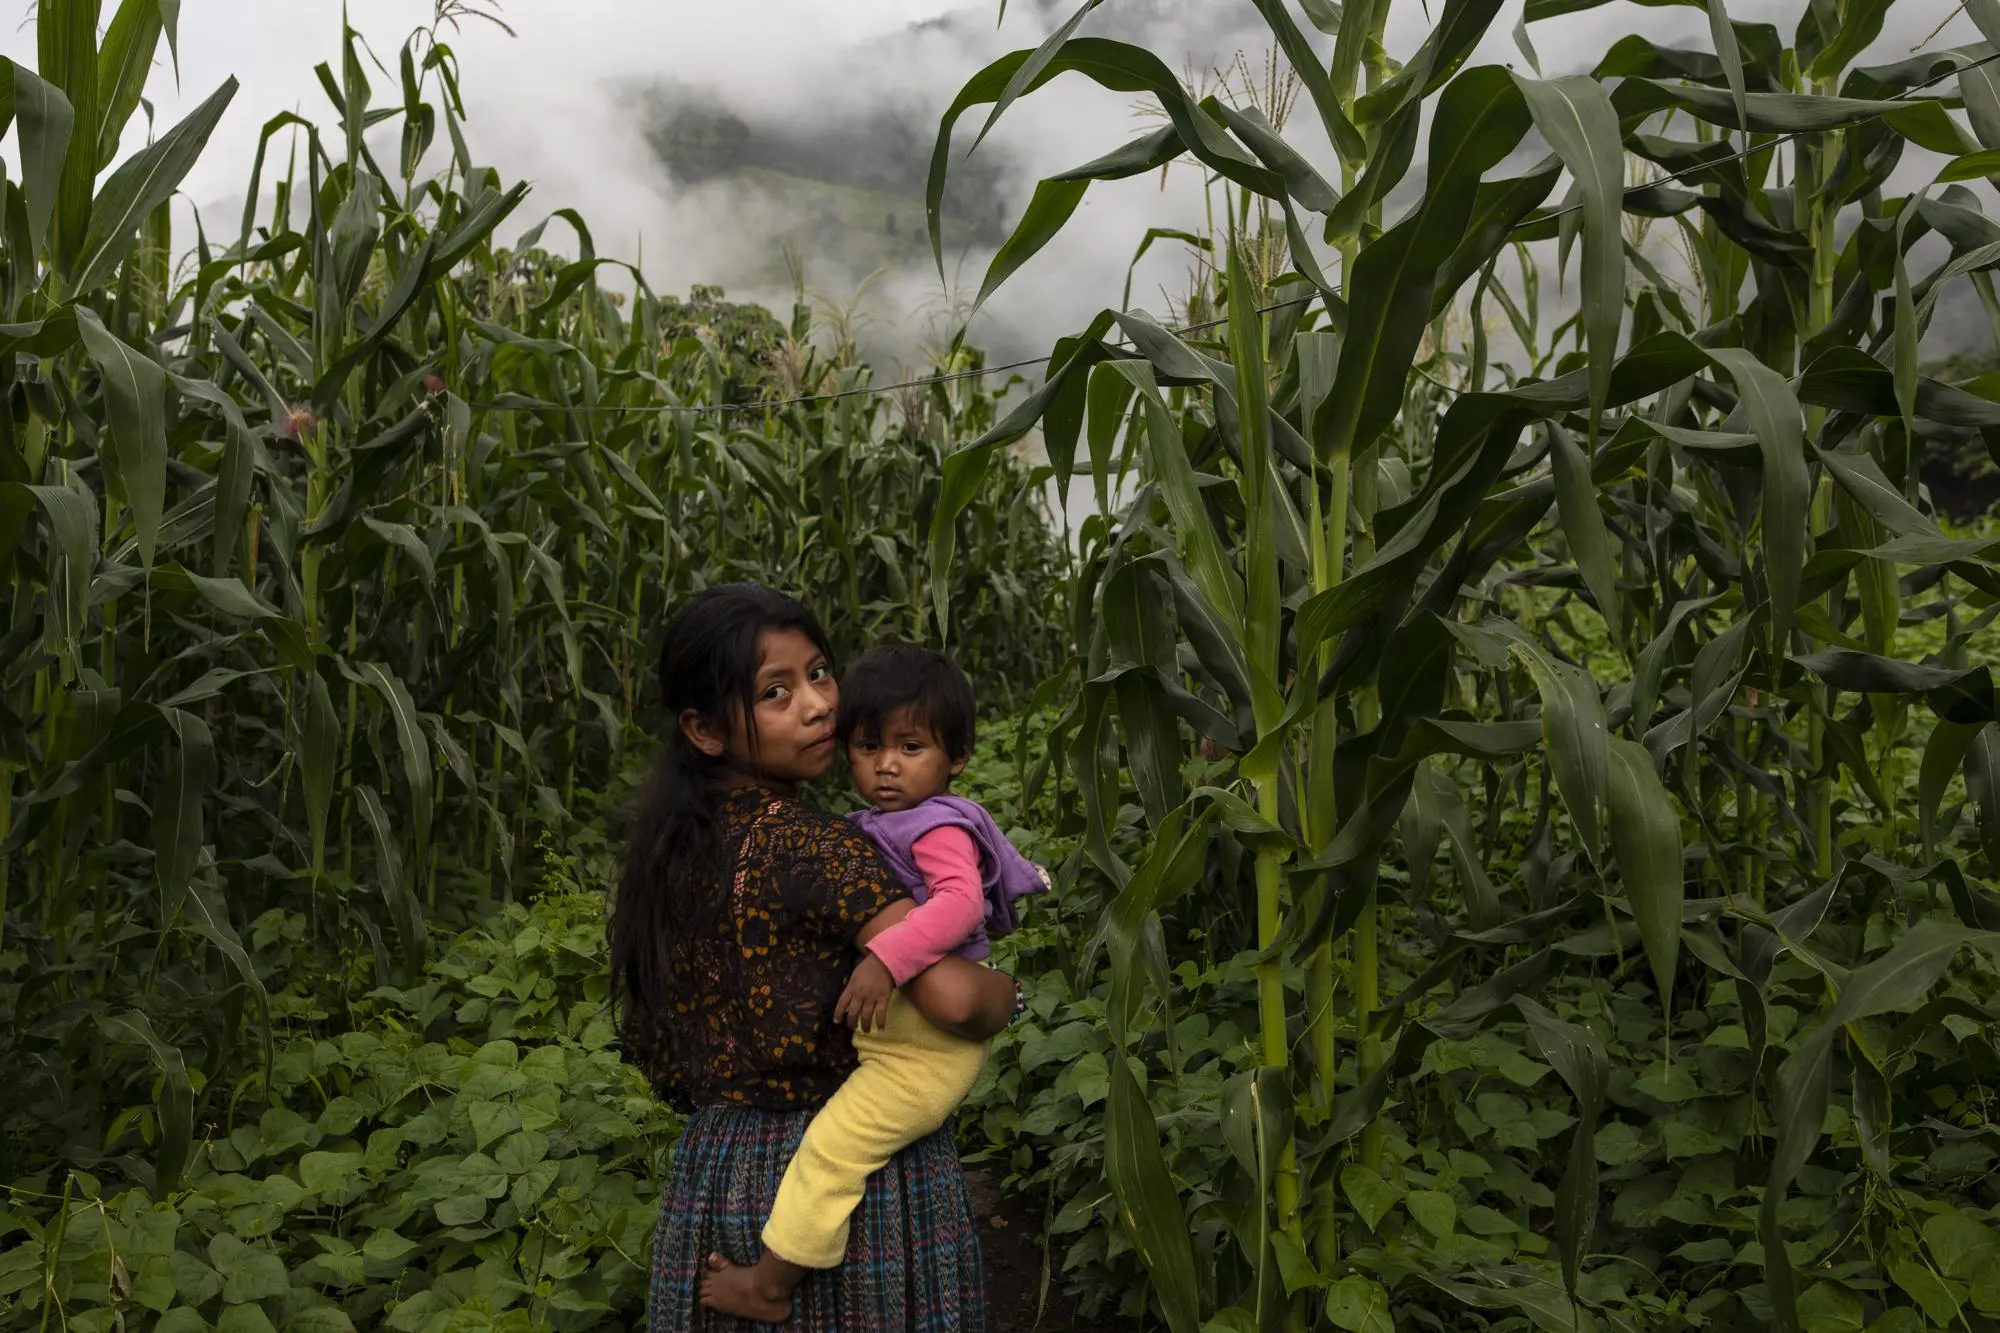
(967, 1168, 1124, 1333)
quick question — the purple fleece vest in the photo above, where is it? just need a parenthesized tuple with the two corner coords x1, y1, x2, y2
(846, 795, 1049, 962)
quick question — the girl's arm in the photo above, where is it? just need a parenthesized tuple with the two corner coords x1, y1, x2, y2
(853, 899, 1018, 1042)
(904, 957, 1018, 1041)
(836, 828, 986, 1031)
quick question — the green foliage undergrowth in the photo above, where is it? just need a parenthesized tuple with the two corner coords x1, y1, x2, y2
(1, 847, 675, 1333)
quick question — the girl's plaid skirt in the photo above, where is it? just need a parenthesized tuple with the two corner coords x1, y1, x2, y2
(647, 1101, 986, 1331)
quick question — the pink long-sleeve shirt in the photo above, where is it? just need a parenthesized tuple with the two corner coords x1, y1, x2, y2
(862, 826, 986, 986)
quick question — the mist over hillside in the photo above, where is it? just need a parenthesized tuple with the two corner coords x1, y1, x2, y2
(624, 0, 1286, 366)
(640, 92, 1013, 286)
(622, 0, 1989, 375)
(14, 0, 1982, 375)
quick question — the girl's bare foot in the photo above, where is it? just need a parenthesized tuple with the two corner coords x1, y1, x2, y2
(698, 1252, 794, 1324)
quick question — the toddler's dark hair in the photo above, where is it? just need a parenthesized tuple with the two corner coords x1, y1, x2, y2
(837, 645, 976, 761)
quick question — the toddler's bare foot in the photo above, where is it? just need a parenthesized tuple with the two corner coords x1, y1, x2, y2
(699, 1252, 794, 1324)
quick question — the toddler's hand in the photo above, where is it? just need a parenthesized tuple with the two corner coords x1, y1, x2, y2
(835, 953, 895, 1032)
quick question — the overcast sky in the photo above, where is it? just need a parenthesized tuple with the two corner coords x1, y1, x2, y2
(0, 0, 1982, 368)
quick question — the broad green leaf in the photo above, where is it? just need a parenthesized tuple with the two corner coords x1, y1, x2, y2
(10, 59, 74, 255)
(0, 306, 81, 360)
(76, 306, 168, 570)
(1967, 726, 2000, 873)
(1888, 1257, 1962, 1326)
(970, 0, 1104, 153)
(97, 1010, 192, 1196)
(1111, 360, 1244, 624)
(1815, 447, 1939, 540)
(1796, 1282, 1864, 1332)
(1105, 1055, 1202, 1333)
(1548, 421, 1619, 635)
(1321, 67, 1531, 464)
(1406, 1188, 1457, 1237)
(1355, 0, 1507, 127)
(1524, 0, 1698, 19)
(1423, 765, 1503, 929)
(181, 879, 272, 1080)
(1884, 100, 1979, 156)
(1518, 997, 1608, 1295)
(351, 661, 434, 873)
(1085, 358, 1135, 510)
(1706, 0, 1748, 135)
(1707, 347, 1807, 644)
(1325, 1274, 1395, 1333)
(41, 0, 99, 275)
(4, 481, 95, 678)
(94, 0, 165, 168)
(975, 177, 1087, 311)
(1893, 201, 1919, 444)
(1921, 721, 1983, 859)
(1938, 147, 2000, 182)
(1793, 650, 1992, 719)
(1508, 635, 1609, 866)
(930, 38, 1272, 281)
(1607, 737, 1683, 1011)
(72, 77, 238, 294)
(1616, 78, 1907, 133)
(362, 517, 437, 588)
(302, 671, 337, 875)
(1340, 1163, 1399, 1232)
(1513, 73, 1625, 433)
(1924, 1213, 2000, 1280)
(298, 1149, 364, 1196)
(153, 707, 213, 922)
(219, 1250, 289, 1305)
(150, 565, 281, 620)
(355, 784, 424, 976)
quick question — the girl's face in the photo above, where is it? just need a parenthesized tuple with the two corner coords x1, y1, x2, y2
(681, 627, 839, 793)
(847, 707, 966, 812)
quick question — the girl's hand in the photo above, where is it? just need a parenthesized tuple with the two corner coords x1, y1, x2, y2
(835, 953, 896, 1032)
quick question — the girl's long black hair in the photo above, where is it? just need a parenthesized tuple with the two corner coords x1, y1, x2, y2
(610, 582, 833, 1068)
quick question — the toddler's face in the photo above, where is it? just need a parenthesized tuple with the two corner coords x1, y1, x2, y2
(847, 706, 965, 812)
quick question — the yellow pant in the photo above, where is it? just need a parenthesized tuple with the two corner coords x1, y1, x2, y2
(762, 993, 987, 1268)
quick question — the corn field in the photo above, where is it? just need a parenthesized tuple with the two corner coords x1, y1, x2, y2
(931, 0, 2000, 1329)
(0, 0, 1066, 1207)
(7, 0, 2000, 1328)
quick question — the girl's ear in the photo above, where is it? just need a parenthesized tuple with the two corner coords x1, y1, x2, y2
(950, 752, 970, 778)
(679, 709, 728, 759)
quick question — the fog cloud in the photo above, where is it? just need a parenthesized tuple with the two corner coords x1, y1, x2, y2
(1, 0, 1983, 371)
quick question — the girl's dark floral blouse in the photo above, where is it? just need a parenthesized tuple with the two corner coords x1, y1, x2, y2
(631, 783, 902, 1112)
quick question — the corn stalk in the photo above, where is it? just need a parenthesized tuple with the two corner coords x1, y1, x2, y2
(928, 1, 2000, 1328)
(0, 6, 1069, 1190)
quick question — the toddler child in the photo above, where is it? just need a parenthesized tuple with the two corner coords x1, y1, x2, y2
(700, 644, 1049, 1323)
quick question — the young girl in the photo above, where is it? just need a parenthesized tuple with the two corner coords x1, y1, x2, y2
(613, 585, 1018, 1332)
(700, 644, 1048, 1323)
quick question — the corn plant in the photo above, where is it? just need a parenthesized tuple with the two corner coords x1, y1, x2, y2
(933, 0, 2000, 1327)
(0, 1, 1069, 1201)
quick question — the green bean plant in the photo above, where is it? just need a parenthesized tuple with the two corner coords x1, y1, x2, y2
(932, 0, 2000, 1327)
(0, 0, 1069, 1209)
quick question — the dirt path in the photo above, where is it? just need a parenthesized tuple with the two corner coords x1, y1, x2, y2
(967, 1168, 1126, 1333)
